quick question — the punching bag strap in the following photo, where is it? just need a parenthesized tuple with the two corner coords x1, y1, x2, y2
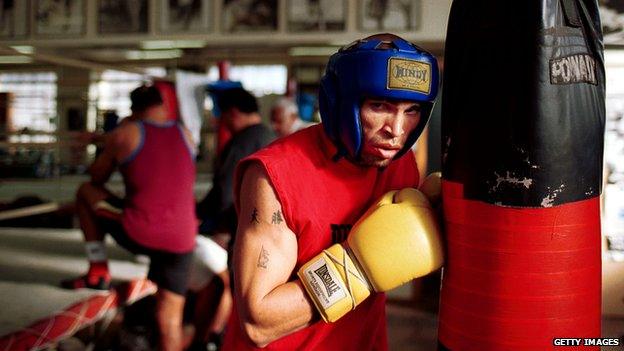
(561, 0, 581, 27)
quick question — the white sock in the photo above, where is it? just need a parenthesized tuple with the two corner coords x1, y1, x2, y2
(85, 241, 108, 262)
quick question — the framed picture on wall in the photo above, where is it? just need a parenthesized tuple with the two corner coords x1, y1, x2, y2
(0, 0, 29, 38)
(359, 0, 420, 31)
(288, 0, 346, 32)
(98, 0, 149, 34)
(222, 0, 277, 33)
(161, 0, 211, 33)
(35, 0, 86, 36)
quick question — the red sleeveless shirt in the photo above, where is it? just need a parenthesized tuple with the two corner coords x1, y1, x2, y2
(120, 120, 196, 253)
(222, 125, 419, 350)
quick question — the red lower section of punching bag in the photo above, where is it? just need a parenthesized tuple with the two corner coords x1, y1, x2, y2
(438, 180, 601, 350)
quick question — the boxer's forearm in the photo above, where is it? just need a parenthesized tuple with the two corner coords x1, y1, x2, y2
(89, 153, 115, 185)
(238, 279, 316, 347)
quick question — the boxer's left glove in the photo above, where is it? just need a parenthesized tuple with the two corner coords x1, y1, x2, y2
(297, 188, 444, 322)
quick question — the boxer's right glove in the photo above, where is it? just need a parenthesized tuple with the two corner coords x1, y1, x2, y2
(297, 188, 444, 322)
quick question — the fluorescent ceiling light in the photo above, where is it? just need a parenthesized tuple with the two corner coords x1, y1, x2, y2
(9, 45, 35, 54)
(126, 49, 182, 60)
(141, 40, 206, 50)
(0, 55, 33, 64)
(289, 46, 338, 57)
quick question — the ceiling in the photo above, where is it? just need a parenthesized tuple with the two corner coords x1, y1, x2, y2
(0, 1, 452, 73)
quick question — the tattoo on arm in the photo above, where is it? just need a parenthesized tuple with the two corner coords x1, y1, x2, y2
(251, 208, 260, 224)
(257, 245, 269, 268)
(271, 210, 283, 225)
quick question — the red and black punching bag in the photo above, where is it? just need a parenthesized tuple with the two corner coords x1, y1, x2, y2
(438, 0, 605, 350)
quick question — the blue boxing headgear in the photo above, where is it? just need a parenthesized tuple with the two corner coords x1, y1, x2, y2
(319, 36, 439, 160)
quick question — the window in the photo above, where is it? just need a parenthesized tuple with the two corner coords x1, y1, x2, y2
(208, 65, 287, 97)
(93, 70, 147, 119)
(0, 72, 57, 133)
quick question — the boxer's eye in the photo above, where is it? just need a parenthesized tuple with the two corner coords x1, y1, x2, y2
(368, 101, 389, 112)
(405, 104, 422, 116)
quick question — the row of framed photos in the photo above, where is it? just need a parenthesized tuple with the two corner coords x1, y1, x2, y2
(0, 0, 420, 39)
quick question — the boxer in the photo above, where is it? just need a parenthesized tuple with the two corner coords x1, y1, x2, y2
(221, 33, 443, 350)
(62, 85, 197, 351)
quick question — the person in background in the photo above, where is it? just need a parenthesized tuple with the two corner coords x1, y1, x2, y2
(269, 97, 314, 138)
(196, 87, 275, 243)
(193, 87, 275, 349)
(62, 85, 197, 351)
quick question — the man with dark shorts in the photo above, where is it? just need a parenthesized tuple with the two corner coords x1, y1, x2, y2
(62, 85, 197, 351)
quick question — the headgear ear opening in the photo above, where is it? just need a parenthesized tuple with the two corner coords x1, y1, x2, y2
(319, 35, 440, 161)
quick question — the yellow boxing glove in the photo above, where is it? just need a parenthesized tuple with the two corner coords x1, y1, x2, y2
(298, 188, 444, 322)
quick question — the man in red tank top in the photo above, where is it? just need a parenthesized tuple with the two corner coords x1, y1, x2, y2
(61, 86, 197, 351)
(222, 34, 441, 350)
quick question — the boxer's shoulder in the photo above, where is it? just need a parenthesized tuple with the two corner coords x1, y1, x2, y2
(113, 120, 142, 143)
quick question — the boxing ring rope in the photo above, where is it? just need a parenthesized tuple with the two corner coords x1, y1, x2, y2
(0, 202, 61, 221)
(0, 279, 156, 351)
(0, 195, 154, 351)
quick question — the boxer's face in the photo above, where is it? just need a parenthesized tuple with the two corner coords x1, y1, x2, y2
(358, 99, 421, 167)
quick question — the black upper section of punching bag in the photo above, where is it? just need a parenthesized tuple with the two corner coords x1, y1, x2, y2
(442, 0, 606, 207)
